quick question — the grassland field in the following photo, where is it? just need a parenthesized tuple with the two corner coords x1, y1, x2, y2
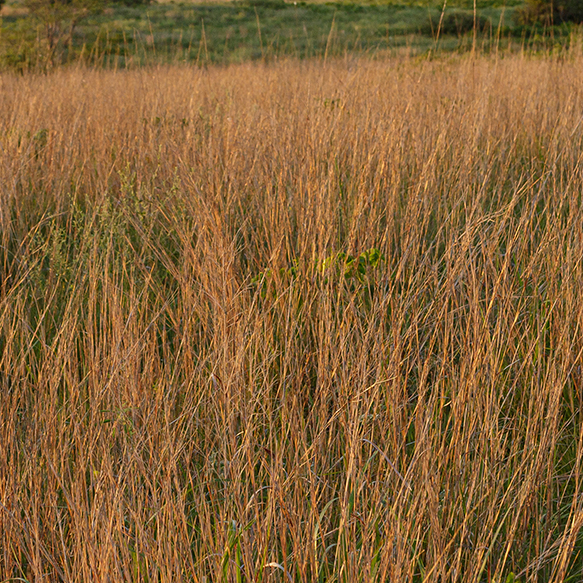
(2, 44, 583, 581)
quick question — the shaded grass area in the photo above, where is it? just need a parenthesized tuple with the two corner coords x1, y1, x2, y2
(0, 0, 524, 67)
(2, 53, 583, 581)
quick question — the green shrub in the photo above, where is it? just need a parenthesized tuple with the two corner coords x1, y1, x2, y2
(0, 19, 40, 72)
(240, 0, 287, 8)
(108, 0, 151, 6)
(516, 0, 583, 24)
(23, 0, 105, 67)
(423, 9, 491, 36)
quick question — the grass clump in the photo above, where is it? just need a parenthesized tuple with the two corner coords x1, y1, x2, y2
(2, 51, 583, 581)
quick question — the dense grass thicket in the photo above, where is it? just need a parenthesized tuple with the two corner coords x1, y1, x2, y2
(2, 53, 583, 581)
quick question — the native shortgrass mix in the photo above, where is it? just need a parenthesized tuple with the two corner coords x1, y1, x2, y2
(1, 53, 583, 582)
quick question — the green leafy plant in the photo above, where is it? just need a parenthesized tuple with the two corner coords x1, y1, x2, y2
(320, 247, 385, 283)
(251, 260, 299, 299)
(252, 248, 385, 315)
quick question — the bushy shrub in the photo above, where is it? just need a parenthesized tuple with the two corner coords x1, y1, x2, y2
(561, 0, 583, 20)
(423, 9, 491, 36)
(109, 0, 152, 6)
(240, 0, 287, 8)
(516, 0, 583, 24)
(23, 0, 103, 67)
(0, 20, 41, 71)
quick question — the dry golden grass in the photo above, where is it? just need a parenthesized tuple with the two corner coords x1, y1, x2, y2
(2, 52, 583, 582)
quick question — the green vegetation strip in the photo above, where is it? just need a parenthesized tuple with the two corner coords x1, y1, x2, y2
(0, 0, 545, 69)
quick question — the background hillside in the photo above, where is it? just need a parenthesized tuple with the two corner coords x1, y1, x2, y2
(0, 0, 548, 70)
